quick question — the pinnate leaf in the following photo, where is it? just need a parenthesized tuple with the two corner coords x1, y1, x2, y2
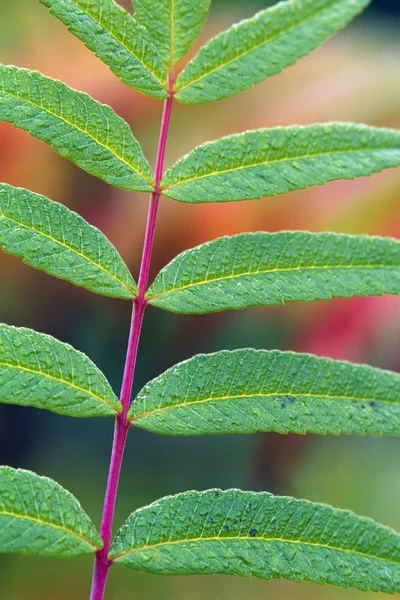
(40, 0, 169, 98)
(0, 466, 101, 556)
(0, 184, 137, 299)
(134, 0, 211, 67)
(175, 0, 371, 104)
(0, 324, 121, 418)
(110, 489, 400, 594)
(147, 231, 400, 313)
(0, 65, 154, 191)
(162, 124, 400, 203)
(130, 349, 400, 436)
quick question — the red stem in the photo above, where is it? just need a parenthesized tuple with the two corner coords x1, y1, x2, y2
(89, 92, 173, 600)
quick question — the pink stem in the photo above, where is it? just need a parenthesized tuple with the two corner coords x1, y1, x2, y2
(89, 92, 173, 600)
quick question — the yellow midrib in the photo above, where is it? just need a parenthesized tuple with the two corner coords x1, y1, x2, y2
(0, 361, 120, 413)
(148, 262, 399, 301)
(130, 390, 399, 423)
(0, 509, 101, 550)
(0, 84, 154, 187)
(73, 0, 169, 90)
(112, 532, 399, 567)
(162, 144, 399, 192)
(0, 212, 137, 298)
(176, 0, 346, 92)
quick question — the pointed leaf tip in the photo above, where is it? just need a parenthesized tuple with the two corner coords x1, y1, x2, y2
(134, 0, 211, 66)
(40, 0, 169, 98)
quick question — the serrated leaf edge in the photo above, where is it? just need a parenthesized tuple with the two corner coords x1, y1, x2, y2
(43, 0, 169, 93)
(0, 361, 121, 414)
(0, 509, 102, 551)
(161, 123, 400, 196)
(0, 325, 122, 415)
(0, 196, 137, 299)
(0, 467, 102, 551)
(175, 0, 370, 96)
(146, 231, 400, 303)
(1, 68, 155, 188)
(109, 488, 399, 566)
(129, 349, 400, 431)
(112, 534, 399, 566)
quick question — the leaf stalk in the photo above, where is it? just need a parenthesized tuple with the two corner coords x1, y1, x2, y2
(89, 90, 174, 600)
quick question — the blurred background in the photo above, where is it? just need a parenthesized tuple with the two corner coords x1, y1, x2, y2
(0, 0, 400, 598)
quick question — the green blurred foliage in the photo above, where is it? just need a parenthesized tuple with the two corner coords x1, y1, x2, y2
(0, 0, 399, 598)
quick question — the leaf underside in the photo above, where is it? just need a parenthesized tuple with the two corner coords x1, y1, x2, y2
(162, 124, 400, 202)
(0, 65, 154, 191)
(110, 489, 400, 594)
(0, 324, 121, 418)
(130, 349, 400, 437)
(175, 0, 372, 104)
(134, 0, 211, 66)
(0, 184, 137, 299)
(0, 466, 101, 557)
(40, 0, 169, 98)
(147, 231, 400, 314)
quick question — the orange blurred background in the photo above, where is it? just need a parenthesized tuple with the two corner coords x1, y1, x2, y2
(0, 0, 400, 598)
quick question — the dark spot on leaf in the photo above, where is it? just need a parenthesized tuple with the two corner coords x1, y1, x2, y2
(209, 516, 214, 523)
(369, 401, 378, 408)
(280, 395, 296, 404)
(281, 402, 286, 408)
(214, 491, 221, 497)
(361, 404, 366, 409)
(224, 525, 230, 531)
(249, 529, 257, 537)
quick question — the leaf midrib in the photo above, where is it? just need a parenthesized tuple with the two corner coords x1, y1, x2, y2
(147, 262, 399, 301)
(0, 211, 137, 297)
(0, 87, 155, 187)
(162, 144, 399, 191)
(176, 0, 347, 93)
(112, 532, 399, 567)
(0, 509, 101, 550)
(170, 0, 176, 66)
(67, 0, 168, 90)
(131, 390, 400, 423)
(0, 361, 120, 414)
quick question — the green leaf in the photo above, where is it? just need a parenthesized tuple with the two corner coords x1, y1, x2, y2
(0, 466, 101, 556)
(40, 0, 169, 99)
(0, 65, 154, 191)
(161, 124, 400, 203)
(130, 349, 400, 436)
(0, 324, 121, 418)
(175, 0, 371, 104)
(0, 184, 137, 299)
(146, 231, 400, 313)
(134, 0, 211, 67)
(110, 489, 400, 594)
